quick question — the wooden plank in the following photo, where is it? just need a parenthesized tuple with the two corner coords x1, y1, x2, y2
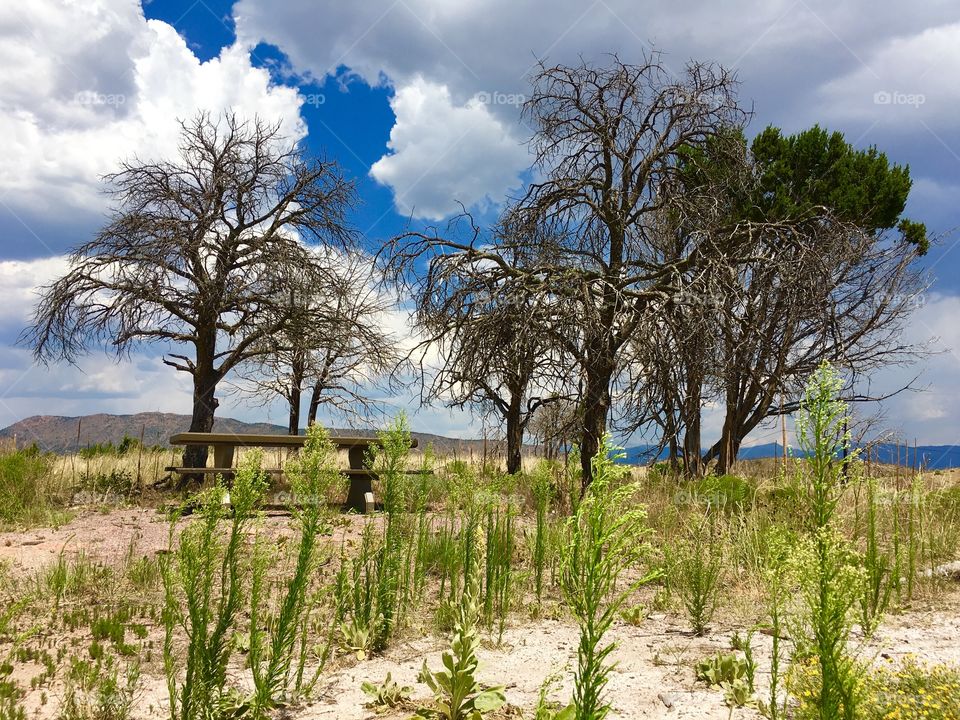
(166, 467, 282, 474)
(168, 432, 418, 449)
(165, 466, 383, 477)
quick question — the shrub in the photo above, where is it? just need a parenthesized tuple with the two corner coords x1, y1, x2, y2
(60, 654, 140, 720)
(0, 597, 29, 720)
(696, 652, 749, 687)
(361, 672, 412, 709)
(695, 474, 755, 513)
(0, 449, 66, 527)
(788, 656, 960, 720)
(863, 657, 960, 720)
(75, 469, 136, 503)
(415, 563, 506, 720)
(672, 515, 724, 636)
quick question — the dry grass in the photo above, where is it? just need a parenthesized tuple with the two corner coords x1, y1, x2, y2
(0, 450, 959, 719)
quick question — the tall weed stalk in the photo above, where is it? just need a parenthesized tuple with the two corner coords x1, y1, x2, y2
(160, 452, 268, 720)
(673, 513, 723, 636)
(790, 363, 865, 720)
(561, 438, 657, 720)
(858, 475, 894, 636)
(249, 425, 344, 715)
(531, 464, 553, 605)
(367, 415, 413, 652)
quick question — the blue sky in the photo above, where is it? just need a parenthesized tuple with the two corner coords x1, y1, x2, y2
(0, 0, 958, 448)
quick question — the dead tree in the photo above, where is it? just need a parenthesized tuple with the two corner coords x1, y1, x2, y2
(513, 56, 749, 487)
(400, 219, 575, 475)
(24, 113, 357, 480)
(233, 250, 402, 433)
(529, 398, 581, 461)
(388, 56, 750, 487)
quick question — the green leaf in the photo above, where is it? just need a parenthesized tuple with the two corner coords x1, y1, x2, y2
(472, 688, 506, 712)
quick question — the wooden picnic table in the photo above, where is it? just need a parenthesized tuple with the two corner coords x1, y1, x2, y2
(167, 432, 418, 512)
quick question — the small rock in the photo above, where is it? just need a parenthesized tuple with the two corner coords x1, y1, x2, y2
(924, 560, 960, 580)
(658, 691, 674, 709)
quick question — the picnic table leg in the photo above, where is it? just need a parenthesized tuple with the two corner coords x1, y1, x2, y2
(213, 444, 236, 483)
(345, 446, 374, 513)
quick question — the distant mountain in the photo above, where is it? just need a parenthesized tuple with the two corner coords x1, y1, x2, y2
(623, 441, 960, 470)
(0, 413, 507, 458)
(4, 414, 955, 469)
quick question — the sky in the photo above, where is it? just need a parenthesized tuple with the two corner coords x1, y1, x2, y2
(0, 0, 958, 448)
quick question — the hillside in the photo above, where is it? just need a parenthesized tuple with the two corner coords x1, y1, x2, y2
(4, 414, 955, 469)
(0, 413, 504, 458)
(623, 441, 960, 470)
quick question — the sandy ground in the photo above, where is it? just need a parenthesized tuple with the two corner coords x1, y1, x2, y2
(3, 507, 960, 719)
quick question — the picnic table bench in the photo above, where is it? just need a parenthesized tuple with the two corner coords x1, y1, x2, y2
(167, 432, 418, 513)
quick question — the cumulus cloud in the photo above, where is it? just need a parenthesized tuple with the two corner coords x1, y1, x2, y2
(0, 346, 196, 431)
(369, 78, 527, 219)
(862, 292, 960, 444)
(819, 22, 960, 131)
(233, 0, 960, 221)
(0, 257, 69, 334)
(0, 0, 305, 256)
(233, 0, 956, 105)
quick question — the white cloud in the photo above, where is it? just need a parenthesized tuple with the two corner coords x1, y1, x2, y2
(0, 256, 69, 330)
(819, 22, 960, 131)
(0, 254, 478, 436)
(233, 0, 960, 219)
(370, 77, 527, 219)
(0, 0, 305, 240)
(864, 292, 960, 443)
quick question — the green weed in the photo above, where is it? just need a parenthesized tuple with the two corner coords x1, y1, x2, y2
(561, 438, 658, 720)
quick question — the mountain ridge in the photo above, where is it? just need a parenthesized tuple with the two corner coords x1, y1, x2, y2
(3, 414, 955, 469)
(623, 441, 960, 470)
(0, 412, 502, 458)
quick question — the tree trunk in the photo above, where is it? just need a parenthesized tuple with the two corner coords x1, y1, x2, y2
(663, 399, 679, 472)
(307, 382, 323, 426)
(505, 395, 524, 475)
(716, 432, 743, 475)
(287, 356, 305, 435)
(683, 420, 702, 478)
(180, 362, 219, 489)
(288, 384, 302, 435)
(580, 354, 614, 491)
(668, 433, 679, 472)
(715, 402, 742, 476)
(682, 369, 703, 478)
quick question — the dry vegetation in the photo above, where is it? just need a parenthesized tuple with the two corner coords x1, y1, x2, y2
(0, 372, 959, 720)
